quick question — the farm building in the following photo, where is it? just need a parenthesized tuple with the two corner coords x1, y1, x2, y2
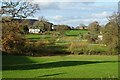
(76, 24, 88, 30)
(76, 26, 88, 30)
(29, 29, 40, 33)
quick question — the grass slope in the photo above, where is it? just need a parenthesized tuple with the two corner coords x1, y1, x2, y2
(3, 55, 118, 78)
(65, 30, 88, 36)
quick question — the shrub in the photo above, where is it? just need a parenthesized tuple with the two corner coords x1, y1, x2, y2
(2, 17, 26, 55)
(68, 41, 88, 55)
(68, 41, 109, 55)
(23, 40, 70, 56)
(83, 32, 98, 43)
(2, 32, 25, 54)
(24, 40, 50, 54)
(87, 44, 109, 55)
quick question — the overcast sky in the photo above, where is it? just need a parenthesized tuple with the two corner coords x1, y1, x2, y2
(28, 0, 119, 27)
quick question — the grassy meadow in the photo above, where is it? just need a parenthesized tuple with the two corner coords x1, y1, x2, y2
(2, 55, 118, 78)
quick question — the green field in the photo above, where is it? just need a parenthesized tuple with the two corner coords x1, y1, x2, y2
(65, 30, 88, 36)
(3, 55, 118, 78)
(25, 30, 88, 40)
(25, 34, 51, 40)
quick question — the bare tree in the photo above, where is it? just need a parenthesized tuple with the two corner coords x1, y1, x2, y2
(38, 16, 48, 22)
(1, 0, 40, 18)
(107, 12, 120, 24)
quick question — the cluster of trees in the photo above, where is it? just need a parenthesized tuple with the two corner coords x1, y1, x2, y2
(102, 13, 120, 55)
(88, 21, 101, 34)
(84, 21, 101, 43)
(17, 17, 71, 33)
(1, 0, 40, 54)
(18, 19, 30, 34)
(53, 25, 71, 31)
(2, 16, 26, 54)
(76, 23, 87, 30)
(85, 13, 120, 55)
(32, 17, 53, 32)
(31, 16, 71, 32)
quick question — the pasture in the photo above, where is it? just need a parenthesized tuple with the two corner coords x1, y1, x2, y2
(65, 30, 88, 36)
(3, 30, 118, 78)
(24, 30, 108, 55)
(2, 55, 118, 78)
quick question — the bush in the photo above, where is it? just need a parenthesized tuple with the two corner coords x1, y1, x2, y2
(2, 17, 26, 55)
(23, 40, 70, 56)
(83, 32, 98, 43)
(24, 40, 50, 54)
(85, 44, 107, 55)
(68, 41, 109, 55)
(68, 42, 88, 55)
(2, 32, 25, 54)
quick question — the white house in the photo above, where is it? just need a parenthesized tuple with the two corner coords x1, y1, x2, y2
(29, 29, 40, 33)
(98, 35, 103, 40)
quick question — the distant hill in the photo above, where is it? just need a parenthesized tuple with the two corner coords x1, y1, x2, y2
(13, 18, 38, 25)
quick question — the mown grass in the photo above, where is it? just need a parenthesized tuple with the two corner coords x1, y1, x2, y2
(25, 34, 40, 40)
(65, 30, 88, 36)
(2, 55, 118, 78)
(25, 34, 52, 41)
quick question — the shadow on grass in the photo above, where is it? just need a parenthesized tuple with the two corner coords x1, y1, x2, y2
(2, 60, 118, 71)
(37, 73, 66, 78)
(30, 45, 71, 56)
(27, 37, 40, 40)
(2, 55, 35, 66)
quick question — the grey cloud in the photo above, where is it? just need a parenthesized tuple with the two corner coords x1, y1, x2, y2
(39, 2, 60, 10)
(81, 2, 95, 4)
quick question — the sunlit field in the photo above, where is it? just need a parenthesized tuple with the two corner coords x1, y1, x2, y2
(3, 55, 118, 78)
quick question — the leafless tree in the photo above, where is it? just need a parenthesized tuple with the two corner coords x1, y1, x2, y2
(1, 0, 40, 19)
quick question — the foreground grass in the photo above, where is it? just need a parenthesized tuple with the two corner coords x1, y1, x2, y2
(2, 55, 118, 78)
